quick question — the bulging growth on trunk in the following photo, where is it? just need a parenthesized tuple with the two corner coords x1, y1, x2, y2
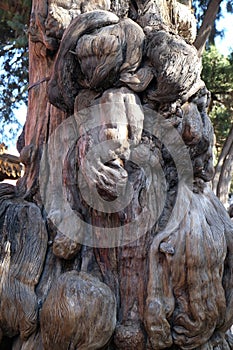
(0, 1, 233, 349)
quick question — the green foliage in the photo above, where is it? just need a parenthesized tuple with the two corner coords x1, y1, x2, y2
(202, 46, 233, 152)
(202, 46, 233, 93)
(0, 1, 31, 141)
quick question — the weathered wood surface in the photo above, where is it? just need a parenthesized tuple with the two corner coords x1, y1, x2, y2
(40, 271, 116, 350)
(0, 184, 47, 342)
(1, 1, 233, 349)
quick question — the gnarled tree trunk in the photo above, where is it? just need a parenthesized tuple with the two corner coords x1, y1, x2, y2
(0, 1, 233, 349)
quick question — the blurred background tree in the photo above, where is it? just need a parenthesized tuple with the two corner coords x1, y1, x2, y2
(193, 0, 233, 49)
(0, 0, 232, 204)
(0, 0, 31, 141)
(201, 46, 233, 204)
(192, 0, 233, 206)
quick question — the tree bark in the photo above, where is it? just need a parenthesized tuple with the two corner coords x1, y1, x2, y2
(0, 1, 233, 350)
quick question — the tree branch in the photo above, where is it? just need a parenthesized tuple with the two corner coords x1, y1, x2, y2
(194, 0, 223, 56)
(216, 136, 233, 205)
(212, 123, 233, 202)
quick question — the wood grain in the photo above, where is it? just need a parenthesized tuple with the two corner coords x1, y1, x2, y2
(1, 1, 233, 349)
(40, 271, 116, 349)
(0, 188, 47, 340)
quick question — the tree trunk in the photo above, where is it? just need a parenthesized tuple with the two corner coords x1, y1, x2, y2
(212, 123, 233, 206)
(0, 1, 233, 350)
